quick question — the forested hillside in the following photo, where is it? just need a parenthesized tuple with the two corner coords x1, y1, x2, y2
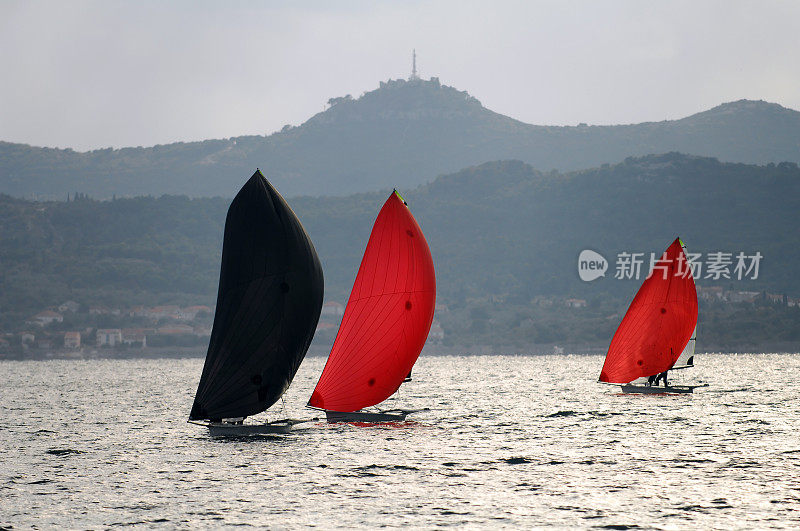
(2, 153, 799, 348)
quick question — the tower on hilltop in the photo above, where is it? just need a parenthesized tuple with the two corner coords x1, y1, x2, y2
(410, 49, 419, 80)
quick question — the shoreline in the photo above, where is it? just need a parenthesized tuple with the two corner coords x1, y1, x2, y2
(3, 342, 799, 361)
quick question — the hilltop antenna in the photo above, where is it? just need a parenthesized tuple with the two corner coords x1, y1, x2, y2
(410, 49, 419, 80)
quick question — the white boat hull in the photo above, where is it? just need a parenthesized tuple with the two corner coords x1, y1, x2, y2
(620, 383, 708, 394)
(323, 408, 426, 423)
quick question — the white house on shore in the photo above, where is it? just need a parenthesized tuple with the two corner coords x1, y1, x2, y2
(63, 331, 81, 349)
(121, 329, 147, 348)
(26, 310, 64, 327)
(96, 329, 122, 347)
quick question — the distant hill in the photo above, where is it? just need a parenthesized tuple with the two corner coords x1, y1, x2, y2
(2, 153, 799, 349)
(2, 78, 800, 199)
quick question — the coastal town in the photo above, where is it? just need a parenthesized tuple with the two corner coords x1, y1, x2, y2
(0, 302, 215, 359)
(1, 286, 793, 360)
(0, 299, 448, 360)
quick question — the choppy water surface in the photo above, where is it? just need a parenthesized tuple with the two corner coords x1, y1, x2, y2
(2, 354, 800, 528)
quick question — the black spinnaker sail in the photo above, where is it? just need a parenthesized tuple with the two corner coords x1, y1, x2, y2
(189, 170, 323, 421)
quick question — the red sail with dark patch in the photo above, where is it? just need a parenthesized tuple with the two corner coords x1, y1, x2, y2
(309, 191, 436, 412)
(599, 238, 698, 384)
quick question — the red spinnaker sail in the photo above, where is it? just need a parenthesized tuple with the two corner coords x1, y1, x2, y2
(599, 238, 698, 384)
(309, 191, 436, 412)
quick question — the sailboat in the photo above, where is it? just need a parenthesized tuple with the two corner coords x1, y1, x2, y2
(189, 170, 324, 435)
(308, 190, 436, 422)
(599, 238, 706, 394)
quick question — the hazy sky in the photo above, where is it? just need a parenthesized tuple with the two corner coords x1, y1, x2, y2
(2, 0, 799, 151)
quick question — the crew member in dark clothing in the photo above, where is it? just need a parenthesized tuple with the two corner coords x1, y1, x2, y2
(654, 371, 669, 387)
(647, 374, 657, 387)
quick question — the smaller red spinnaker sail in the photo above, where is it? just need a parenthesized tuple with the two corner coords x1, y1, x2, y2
(309, 191, 436, 412)
(599, 238, 698, 384)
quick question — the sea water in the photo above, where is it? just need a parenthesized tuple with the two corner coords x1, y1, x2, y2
(2, 354, 799, 528)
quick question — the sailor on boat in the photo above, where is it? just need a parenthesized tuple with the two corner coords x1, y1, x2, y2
(598, 238, 707, 394)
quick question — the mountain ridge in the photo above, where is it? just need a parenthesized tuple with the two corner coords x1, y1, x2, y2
(2, 78, 799, 198)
